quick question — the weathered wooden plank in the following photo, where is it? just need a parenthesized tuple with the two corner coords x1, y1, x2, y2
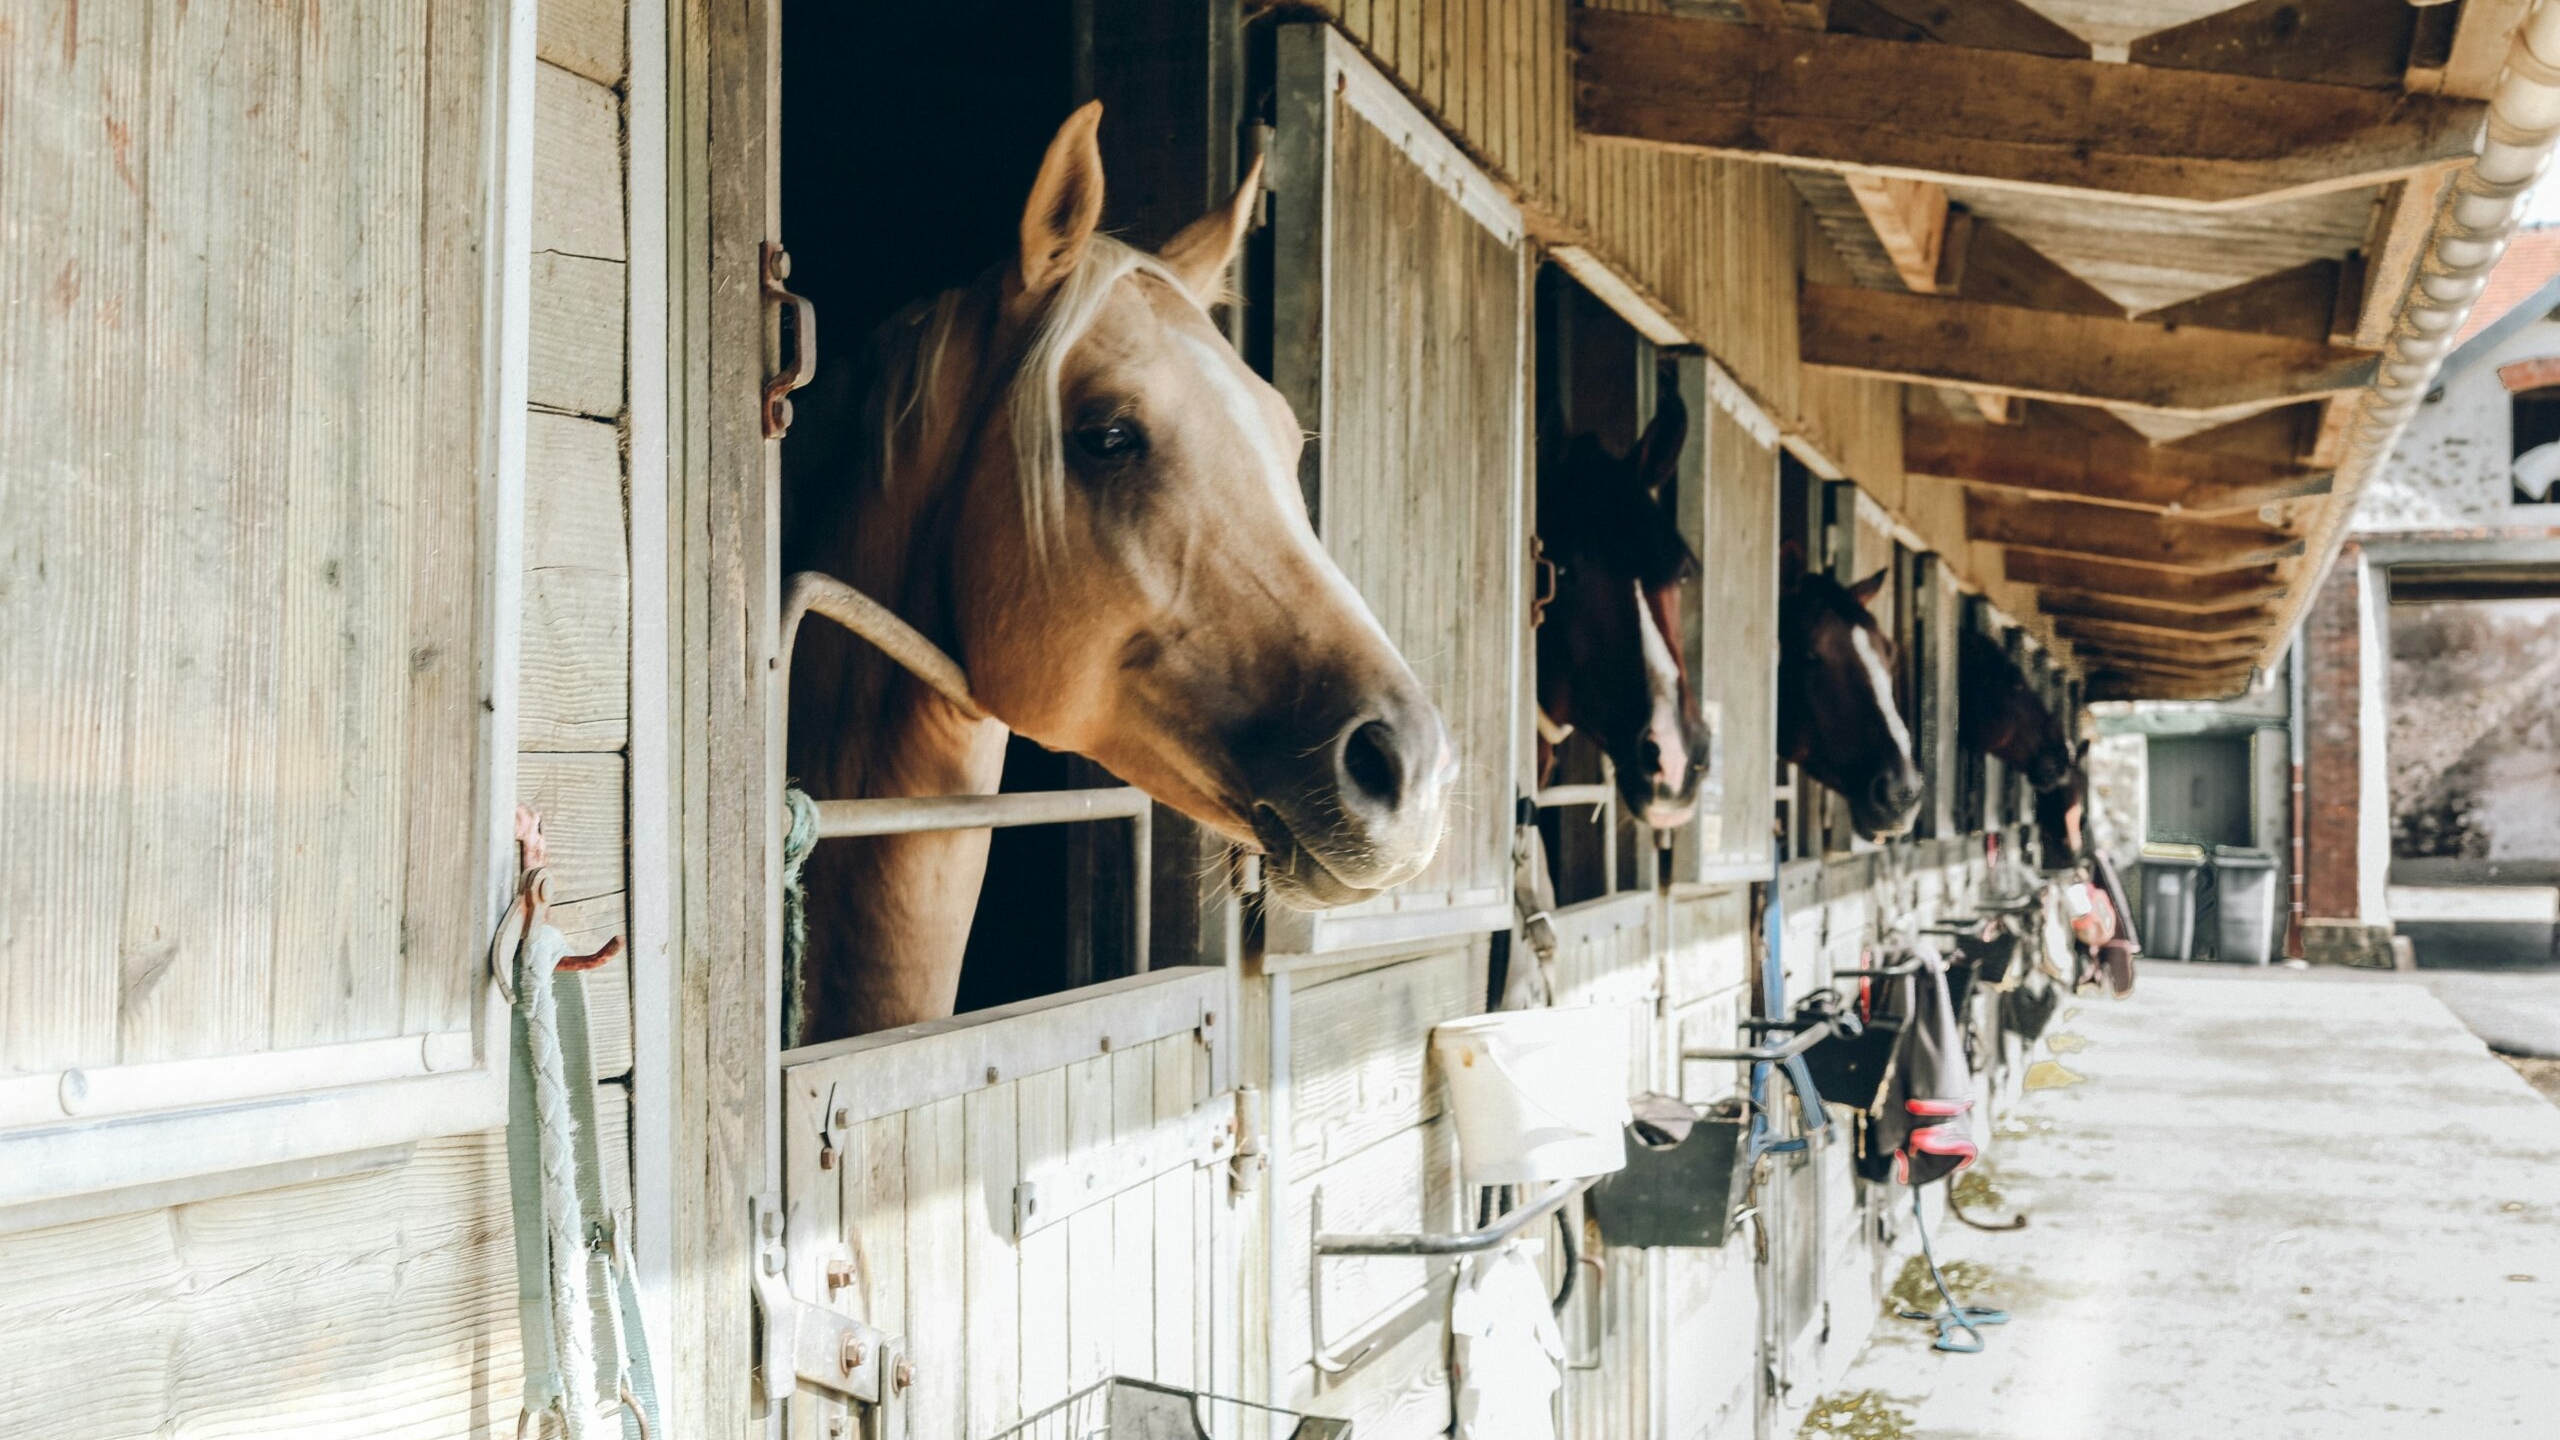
(857, 1112, 909, 1440)
(905, 1095, 967, 1440)
(0, 1134, 516, 1440)
(1286, 948, 1479, 1173)
(0, 0, 157, 1085)
(1825, 0, 2090, 56)
(1573, 10, 2486, 208)
(2000, 550, 2291, 609)
(2139, 257, 2346, 341)
(2128, 0, 2416, 90)
(534, 61, 627, 262)
(1972, 493, 2305, 573)
(1016, 1067, 1070, 1415)
(1842, 172, 1952, 293)
(1150, 1035, 1200, 1392)
(1802, 283, 2379, 414)
(529, 250, 628, 419)
(962, 1082, 1021, 1437)
(2039, 592, 2286, 639)
(523, 564, 633, 752)
(406, 0, 501, 1043)
(269, 0, 429, 1052)
(1109, 1044, 1158, 1381)
(519, 752, 628, 904)
(111, 0, 294, 1070)
(1063, 1054, 1116, 1394)
(539, 0, 628, 86)
(1904, 412, 2333, 514)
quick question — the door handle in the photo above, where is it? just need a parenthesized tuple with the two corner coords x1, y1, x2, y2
(762, 242, 817, 439)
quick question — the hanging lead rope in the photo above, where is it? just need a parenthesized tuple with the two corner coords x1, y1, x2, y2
(1899, 1184, 2010, 1354)
(503, 811, 661, 1440)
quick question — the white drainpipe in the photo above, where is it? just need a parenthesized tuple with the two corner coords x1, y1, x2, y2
(2280, 1, 2560, 656)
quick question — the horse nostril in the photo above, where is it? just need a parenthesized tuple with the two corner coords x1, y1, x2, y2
(1341, 719, 1405, 808)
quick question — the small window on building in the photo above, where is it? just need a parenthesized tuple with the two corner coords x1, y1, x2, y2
(2510, 387, 2560, 503)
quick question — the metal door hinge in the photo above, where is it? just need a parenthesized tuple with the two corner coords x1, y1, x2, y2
(751, 1193, 910, 1411)
(1011, 1087, 1251, 1240)
(1229, 1085, 1268, 1195)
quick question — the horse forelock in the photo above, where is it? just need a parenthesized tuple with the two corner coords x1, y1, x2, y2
(1004, 235, 1195, 563)
(860, 236, 1197, 568)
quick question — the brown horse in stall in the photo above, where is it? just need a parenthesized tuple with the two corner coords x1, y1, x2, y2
(785, 105, 1454, 1039)
(1778, 569, 1925, 839)
(1957, 628, 2075, 793)
(1535, 392, 1713, 828)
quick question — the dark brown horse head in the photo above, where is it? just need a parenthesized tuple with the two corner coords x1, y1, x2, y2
(1536, 394, 1712, 828)
(1957, 628, 2073, 792)
(2034, 742, 2091, 865)
(1778, 569, 1923, 839)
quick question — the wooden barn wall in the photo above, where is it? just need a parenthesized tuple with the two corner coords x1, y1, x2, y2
(0, 3, 634, 1436)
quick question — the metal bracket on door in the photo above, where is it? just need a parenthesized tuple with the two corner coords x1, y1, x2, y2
(750, 1193, 908, 1425)
(761, 243, 817, 439)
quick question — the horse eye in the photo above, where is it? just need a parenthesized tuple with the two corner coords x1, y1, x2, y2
(1074, 421, 1145, 463)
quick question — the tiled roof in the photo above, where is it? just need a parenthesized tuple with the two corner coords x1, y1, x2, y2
(2451, 227, 2560, 349)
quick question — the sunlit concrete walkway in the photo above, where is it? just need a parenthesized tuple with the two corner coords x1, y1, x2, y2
(1807, 966, 2560, 1440)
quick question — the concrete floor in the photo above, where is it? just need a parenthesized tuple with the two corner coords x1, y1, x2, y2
(1804, 966, 2560, 1440)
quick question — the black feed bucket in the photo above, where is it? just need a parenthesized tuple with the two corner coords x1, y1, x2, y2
(1798, 1010, 1902, 1116)
(1587, 1096, 1750, 1248)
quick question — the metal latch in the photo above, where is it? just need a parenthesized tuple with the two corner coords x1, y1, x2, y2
(760, 243, 817, 439)
(751, 1194, 908, 1416)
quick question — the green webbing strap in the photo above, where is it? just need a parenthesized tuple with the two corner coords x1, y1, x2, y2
(506, 972, 567, 1422)
(511, 922, 665, 1440)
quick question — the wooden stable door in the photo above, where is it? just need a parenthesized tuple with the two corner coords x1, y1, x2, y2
(773, 968, 1245, 1440)
(1265, 22, 1527, 962)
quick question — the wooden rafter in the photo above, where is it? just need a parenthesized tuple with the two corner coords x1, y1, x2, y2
(1845, 173, 1957, 293)
(2036, 590, 2285, 636)
(1824, 0, 2090, 58)
(1905, 412, 2334, 513)
(1968, 492, 2306, 572)
(2137, 258, 2354, 342)
(1803, 284, 2380, 414)
(2053, 613, 2277, 651)
(1572, 12, 2487, 209)
(2000, 551, 2291, 609)
(2127, 0, 2419, 91)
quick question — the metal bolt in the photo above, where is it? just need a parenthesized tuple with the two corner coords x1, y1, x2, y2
(770, 248, 792, 281)
(819, 1145, 837, 1171)
(893, 1357, 915, 1393)
(1203, 1011, 1216, 1027)
(826, 1257, 855, 1294)
(986, 1065, 1000, 1084)
(827, 1417, 846, 1439)
(833, 1107, 851, 1129)
(841, 1334, 865, 1376)
(1100, 1035, 1113, 1053)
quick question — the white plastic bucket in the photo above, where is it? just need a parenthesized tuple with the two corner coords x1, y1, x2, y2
(1431, 1007, 1632, 1188)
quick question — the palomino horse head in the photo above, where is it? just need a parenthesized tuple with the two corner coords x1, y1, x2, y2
(1536, 393, 1712, 828)
(800, 102, 1452, 944)
(1957, 628, 2073, 792)
(1778, 569, 1924, 839)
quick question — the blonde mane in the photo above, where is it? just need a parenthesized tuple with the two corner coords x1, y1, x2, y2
(862, 234, 1196, 562)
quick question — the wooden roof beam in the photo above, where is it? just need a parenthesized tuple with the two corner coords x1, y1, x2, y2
(1906, 412, 2335, 513)
(1804, 284, 2379, 415)
(1968, 492, 2306, 572)
(1572, 11, 2487, 209)
(2036, 590, 2286, 636)
(2054, 613, 2278, 651)
(2000, 551, 2291, 609)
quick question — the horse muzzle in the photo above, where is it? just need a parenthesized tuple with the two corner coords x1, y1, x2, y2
(1246, 696, 1455, 910)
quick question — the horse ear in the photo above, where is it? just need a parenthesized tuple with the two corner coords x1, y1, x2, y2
(1015, 102, 1108, 308)
(1846, 568, 1888, 608)
(1159, 156, 1263, 306)
(1633, 389, 1688, 503)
